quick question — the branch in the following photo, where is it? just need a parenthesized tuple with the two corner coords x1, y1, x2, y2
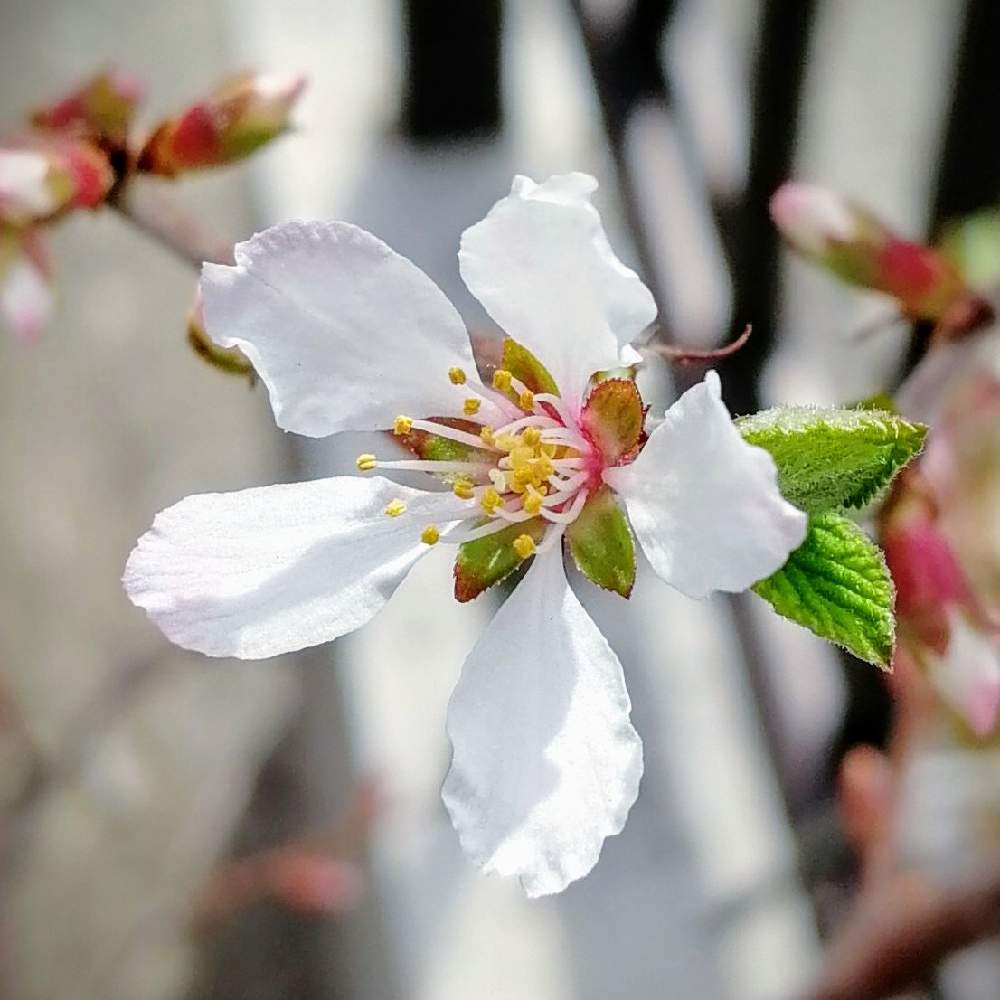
(109, 180, 234, 271)
(807, 867, 1000, 1000)
(645, 324, 753, 365)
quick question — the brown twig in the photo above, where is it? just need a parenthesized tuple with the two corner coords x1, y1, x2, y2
(109, 179, 234, 271)
(806, 866, 1000, 1000)
(645, 324, 753, 365)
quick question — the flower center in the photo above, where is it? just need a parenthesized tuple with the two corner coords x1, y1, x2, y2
(355, 364, 598, 557)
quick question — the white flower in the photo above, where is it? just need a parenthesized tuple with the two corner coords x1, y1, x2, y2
(0, 149, 55, 226)
(124, 173, 807, 896)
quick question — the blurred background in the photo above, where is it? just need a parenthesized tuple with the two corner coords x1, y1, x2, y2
(0, 1, 997, 998)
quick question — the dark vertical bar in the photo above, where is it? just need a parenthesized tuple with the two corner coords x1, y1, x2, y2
(716, 0, 819, 417)
(401, 0, 504, 141)
(903, 0, 1000, 375)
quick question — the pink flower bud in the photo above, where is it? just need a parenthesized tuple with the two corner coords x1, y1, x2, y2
(771, 182, 967, 321)
(0, 228, 53, 342)
(0, 139, 113, 225)
(32, 70, 143, 144)
(138, 72, 306, 176)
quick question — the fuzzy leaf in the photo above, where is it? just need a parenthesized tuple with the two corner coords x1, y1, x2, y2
(580, 379, 645, 465)
(454, 519, 547, 602)
(566, 486, 636, 597)
(753, 511, 895, 669)
(737, 406, 926, 512)
(502, 337, 560, 395)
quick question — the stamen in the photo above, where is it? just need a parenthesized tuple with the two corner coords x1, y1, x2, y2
(534, 392, 579, 430)
(356, 453, 377, 471)
(448, 367, 467, 385)
(420, 525, 440, 545)
(463, 397, 481, 416)
(480, 487, 502, 514)
(539, 490, 588, 525)
(410, 419, 498, 450)
(522, 426, 542, 447)
(518, 388, 535, 411)
(492, 369, 513, 392)
(383, 498, 407, 518)
(393, 415, 413, 436)
(453, 478, 476, 500)
(522, 489, 544, 516)
(480, 426, 495, 447)
(372, 458, 495, 476)
(494, 414, 560, 437)
(513, 534, 536, 559)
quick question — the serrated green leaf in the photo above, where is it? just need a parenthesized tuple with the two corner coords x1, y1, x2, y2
(502, 337, 560, 395)
(453, 519, 547, 602)
(566, 486, 636, 597)
(753, 511, 895, 669)
(737, 406, 926, 512)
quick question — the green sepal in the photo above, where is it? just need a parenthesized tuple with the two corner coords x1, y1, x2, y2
(566, 486, 636, 597)
(502, 338, 560, 395)
(454, 519, 547, 603)
(753, 511, 895, 669)
(392, 417, 493, 477)
(736, 406, 926, 512)
(938, 208, 1000, 290)
(580, 379, 645, 464)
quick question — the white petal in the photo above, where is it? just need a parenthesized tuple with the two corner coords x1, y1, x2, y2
(124, 476, 463, 659)
(0, 149, 54, 222)
(442, 547, 643, 897)
(201, 221, 500, 437)
(1, 252, 52, 342)
(458, 173, 657, 403)
(605, 372, 807, 598)
(934, 612, 1000, 739)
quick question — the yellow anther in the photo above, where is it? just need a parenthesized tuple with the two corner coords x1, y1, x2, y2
(448, 367, 467, 385)
(518, 389, 535, 411)
(522, 490, 544, 515)
(453, 478, 476, 500)
(463, 397, 481, 416)
(522, 426, 542, 447)
(356, 453, 377, 471)
(513, 534, 536, 559)
(479, 425, 495, 446)
(541, 442, 558, 458)
(384, 498, 407, 518)
(480, 487, 502, 514)
(494, 433, 518, 452)
(492, 369, 513, 392)
(509, 445, 535, 469)
(393, 415, 413, 436)
(421, 524, 440, 545)
(531, 456, 555, 480)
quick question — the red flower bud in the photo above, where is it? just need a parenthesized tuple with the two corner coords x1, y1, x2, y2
(771, 182, 967, 321)
(32, 70, 143, 145)
(138, 73, 306, 176)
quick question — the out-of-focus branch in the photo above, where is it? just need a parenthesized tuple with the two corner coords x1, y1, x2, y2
(646, 324, 752, 365)
(191, 780, 379, 930)
(807, 866, 1000, 1000)
(109, 180, 234, 271)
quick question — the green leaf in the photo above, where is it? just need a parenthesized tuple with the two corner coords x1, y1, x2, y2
(454, 519, 547, 602)
(502, 337, 560, 396)
(737, 406, 926, 512)
(566, 486, 636, 597)
(753, 511, 895, 669)
(580, 378, 645, 464)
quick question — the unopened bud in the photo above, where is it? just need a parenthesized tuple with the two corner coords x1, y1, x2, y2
(138, 72, 306, 176)
(32, 70, 143, 145)
(0, 228, 54, 342)
(0, 139, 113, 225)
(186, 288, 255, 381)
(771, 182, 966, 321)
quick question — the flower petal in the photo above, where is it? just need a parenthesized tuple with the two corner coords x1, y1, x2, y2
(201, 221, 501, 437)
(458, 173, 656, 403)
(605, 372, 807, 599)
(0, 237, 52, 342)
(124, 475, 464, 658)
(934, 612, 1000, 739)
(442, 547, 643, 897)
